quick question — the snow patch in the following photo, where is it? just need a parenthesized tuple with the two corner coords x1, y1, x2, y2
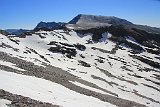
(0, 99, 11, 107)
(0, 70, 117, 107)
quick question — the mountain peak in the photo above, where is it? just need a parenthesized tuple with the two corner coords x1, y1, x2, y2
(34, 21, 66, 30)
(69, 14, 132, 25)
(68, 14, 133, 29)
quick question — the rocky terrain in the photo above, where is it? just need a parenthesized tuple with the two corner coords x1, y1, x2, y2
(0, 14, 160, 107)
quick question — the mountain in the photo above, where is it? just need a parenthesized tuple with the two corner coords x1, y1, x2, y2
(34, 21, 66, 31)
(67, 14, 133, 29)
(0, 29, 9, 35)
(67, 14, 160, 34)
(5, 29, 18, 33)
(34, 14, 160, 34)
(5, 29, 30, 35)
(0, 15, 160, 107)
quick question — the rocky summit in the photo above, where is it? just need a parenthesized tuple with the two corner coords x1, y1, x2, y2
(68, 14, 133, 29)
(0, 14, 160, 107)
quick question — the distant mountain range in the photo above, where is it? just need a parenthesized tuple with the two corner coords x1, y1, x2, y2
(5, 29, 30, 35)
(4, 14, 160, 35)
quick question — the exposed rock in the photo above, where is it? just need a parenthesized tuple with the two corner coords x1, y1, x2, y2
(34, 21, 66, 31)
(0, 89, 59, 107)
(0, 43, 19, 52)
(68, 14, 133, 29)
(130, 55, 160, 69)
(74, 43, 86, 51)
(49, 46, 77, 58)
(95, 58, 105, 63)
(78, 60, 91, 67)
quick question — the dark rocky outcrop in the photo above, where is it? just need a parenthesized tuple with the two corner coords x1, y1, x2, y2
(75, 27, 108, 41)
(49, 46, 77, 58)
(48, 41, 86, 58)
(130, 55, 160, 69)
(74, 43, 86, 51)
(75, 24, 160, 54)
(0, 89, 59, 107)
(78, 60, 91, 67)
(34, 21, 66, 31)
(146, 48, 160, 55)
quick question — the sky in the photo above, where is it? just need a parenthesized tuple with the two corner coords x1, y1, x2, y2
(0, 0, 160, 29)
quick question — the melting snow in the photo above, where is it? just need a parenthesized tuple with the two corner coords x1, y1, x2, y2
(0, 70, 117, 107)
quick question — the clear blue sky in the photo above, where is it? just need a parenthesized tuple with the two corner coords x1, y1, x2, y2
(1, 0, 160, 29)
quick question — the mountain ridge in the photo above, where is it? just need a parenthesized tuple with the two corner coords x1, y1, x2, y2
(34, 21, 66, 31)
(68, 14, 133, 26)
(5, 29, 30, 35)
(33, 14, 160, 34)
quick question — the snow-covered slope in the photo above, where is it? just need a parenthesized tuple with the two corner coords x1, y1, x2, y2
(0, 29, 160, 107)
